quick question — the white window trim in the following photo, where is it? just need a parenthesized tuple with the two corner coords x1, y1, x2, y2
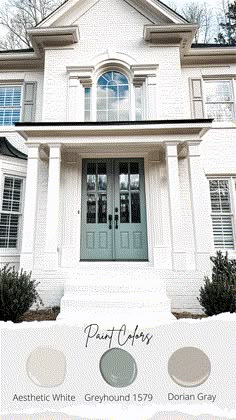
(0, 83, 23, 127)
(91, 67, 135, 122)
(203, 78, 236, 124)
(208, 176, 236, 253)
(67, 63, 157, 122)
(0, 173, 25, 254)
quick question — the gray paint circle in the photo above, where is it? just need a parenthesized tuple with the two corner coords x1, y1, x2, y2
(99, 348, 138, 387)
(168, 346, 211, 387)
(26, 346, 66, 387)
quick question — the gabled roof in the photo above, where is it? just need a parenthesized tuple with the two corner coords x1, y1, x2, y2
(37, 0, 187, 28)
(0, 137, 27, 160)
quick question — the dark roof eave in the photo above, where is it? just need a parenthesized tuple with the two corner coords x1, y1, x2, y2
(0, 137, 27, 160)
(191, 43, 236, 48)
(0, 47, 34, 54)
(15, 119, 213, 127)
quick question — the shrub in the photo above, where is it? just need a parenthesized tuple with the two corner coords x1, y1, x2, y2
(198, 251, 236, 316)
(0, 265, 43, 322)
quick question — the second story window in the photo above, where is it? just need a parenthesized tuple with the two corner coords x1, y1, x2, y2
(97, 71, 129, 122)
(0, 86, 22, 126)
(205, 80, 235, 122)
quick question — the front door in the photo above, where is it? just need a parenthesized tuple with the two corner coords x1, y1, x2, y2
(80, 158, 148, 260)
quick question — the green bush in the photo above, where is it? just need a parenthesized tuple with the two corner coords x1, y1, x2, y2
(0, 265, 43, 322)
(198, 251, 236, 316)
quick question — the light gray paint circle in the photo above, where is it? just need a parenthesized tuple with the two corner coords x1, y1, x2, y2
(99, 348, 138, 387)
(168, 346, 211, 387)
(26, 346, 66, 387)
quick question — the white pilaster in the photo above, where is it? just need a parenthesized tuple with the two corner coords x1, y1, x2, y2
(187, 140, 214, 270)
(165, 142, 186, 270)
(20, 144, 40, 271)
(68, 77, 83, 121)
(44, 144, 61, 270)
(146, 75, 157, 120)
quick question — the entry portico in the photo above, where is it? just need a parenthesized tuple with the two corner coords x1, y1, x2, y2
(17, 119, 213, 320)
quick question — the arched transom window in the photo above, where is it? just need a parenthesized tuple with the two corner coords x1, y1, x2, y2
(97, 71, 129, 122)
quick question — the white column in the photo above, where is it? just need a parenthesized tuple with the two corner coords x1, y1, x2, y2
(187, 140, 214, 270)
(44, 144, 61, 270)
(20, 144, 40, 271)
(165, 142, 186, 270)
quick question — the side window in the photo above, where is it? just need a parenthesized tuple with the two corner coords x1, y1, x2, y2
(0, 86, 22, 126)
(0, 176, 23, 248)
(209, 179, 235, 249)
(204, 80, 235, 121)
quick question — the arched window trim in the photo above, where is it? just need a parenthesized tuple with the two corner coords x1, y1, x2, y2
(96, 70, 130, 122)
(91, 64, 135, 122)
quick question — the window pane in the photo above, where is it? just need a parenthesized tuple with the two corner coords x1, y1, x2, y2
(206, 103, 234, 121)
(97, 71, 129, 122)
(205, 81, 232, 102)
(0, 213, 19, 248)
(209, 180, 231, 213)
(212, 215, 234, 249)
(209, 179, 234, 249)
(0, 86, 21, 125)
(84, 87, 91, 121)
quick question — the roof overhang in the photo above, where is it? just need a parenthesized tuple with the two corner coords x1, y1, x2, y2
(28, 26, 79, 56)
(144, 24, 197, 55)
(15, 119, 213, 143)
(183, 46, 236, 66)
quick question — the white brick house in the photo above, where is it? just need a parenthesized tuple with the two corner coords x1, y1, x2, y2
(0, 0, 235, 320)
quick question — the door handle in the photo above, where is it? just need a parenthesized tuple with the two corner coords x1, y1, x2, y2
(108, 214, 112, 229)
(115, 214, 119, 229)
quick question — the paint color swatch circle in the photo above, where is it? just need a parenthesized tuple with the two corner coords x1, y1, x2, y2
(26, 347, 66, 387)
(99, 348, 137, 387)
(168, 347, 211, 387)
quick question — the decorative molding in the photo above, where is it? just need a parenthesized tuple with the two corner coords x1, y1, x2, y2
(67, 66, 94, 87)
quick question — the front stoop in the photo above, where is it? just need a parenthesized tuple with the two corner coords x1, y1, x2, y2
(57, 263, 175, 325)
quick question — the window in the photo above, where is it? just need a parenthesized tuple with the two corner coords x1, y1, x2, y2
(0, 86, 22, 126)
(0, 176, 23, 248)
(209, 179, 235, 249)
(97, 71, 129, 122)
(205, 80, 235, 122)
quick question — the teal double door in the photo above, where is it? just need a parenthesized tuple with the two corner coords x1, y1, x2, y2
(80, 158, 148, 260)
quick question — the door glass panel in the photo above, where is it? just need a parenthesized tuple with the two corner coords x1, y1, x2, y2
(131, 192, 141, 223)
(130, 174, 139, 190)
(98, 163, 107, 191)
(119, 162, 129, 190)
(87, 194, 96, 223)
(86, 162, 107, 224)
(87, 175, 96, 191)
(120, 193, 129, 223)
(98, 193, 107, 223)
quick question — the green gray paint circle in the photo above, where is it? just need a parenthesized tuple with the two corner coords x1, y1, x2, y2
(168, 346, 211, 387)
(99, 348, 138, 387)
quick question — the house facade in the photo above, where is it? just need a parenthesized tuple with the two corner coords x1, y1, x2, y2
(0, 0, 235, 320)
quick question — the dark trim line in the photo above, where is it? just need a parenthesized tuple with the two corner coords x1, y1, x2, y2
(191, 43, 235, 48)
(0, 137, 27, 160)
(156, 0, 189, 23)
(15, 119, 213, 127)
(36, 0, 69, 27)
(0, 48, 34, 54)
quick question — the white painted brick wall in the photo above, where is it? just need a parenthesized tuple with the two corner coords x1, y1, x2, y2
(0, 0, 235, 313)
